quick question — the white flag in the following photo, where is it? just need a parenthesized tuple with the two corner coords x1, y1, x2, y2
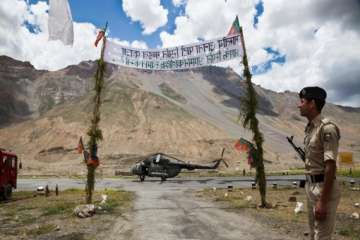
(48, 0, 74, 45)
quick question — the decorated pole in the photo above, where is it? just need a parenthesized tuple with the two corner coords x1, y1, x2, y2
(85, 22, 108, 204)
(234, 17, 267, 207)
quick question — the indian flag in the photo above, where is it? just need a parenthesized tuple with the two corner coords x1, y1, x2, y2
(227, 16, 241, 36)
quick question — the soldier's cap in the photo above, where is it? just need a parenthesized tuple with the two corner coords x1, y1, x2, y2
(299, 86, 327, 101)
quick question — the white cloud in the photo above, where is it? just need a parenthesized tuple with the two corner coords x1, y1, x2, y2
(122, 0, 168, 35)
(110, 38, 148, 49)
(160, 15, 198, 47)
(161, 0, 258, 47)
(159, 0, 360, 107)
(27, 22, 101, 70)
(172, 0, 187, 7)
(0, 0, 99, 70)
(252, 0, 360, 106)
(0, 0, 147, 71)
(1, 0, 359, 107)
(130, 40, 148, 49)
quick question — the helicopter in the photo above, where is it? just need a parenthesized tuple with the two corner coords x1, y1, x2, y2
(130, 148, 228, 181)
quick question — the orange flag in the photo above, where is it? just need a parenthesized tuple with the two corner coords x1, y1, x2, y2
(77, 137, 84, 154)
(94, 30, 105, 47)
(234, 139, 249, 152)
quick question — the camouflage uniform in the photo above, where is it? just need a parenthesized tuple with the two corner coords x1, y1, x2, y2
(304, 114, 341, 240)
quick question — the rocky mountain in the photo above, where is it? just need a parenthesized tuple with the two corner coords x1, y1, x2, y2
(0, 55, 359, 176)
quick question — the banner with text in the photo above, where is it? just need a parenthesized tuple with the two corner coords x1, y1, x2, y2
(104, 34, 243, 71)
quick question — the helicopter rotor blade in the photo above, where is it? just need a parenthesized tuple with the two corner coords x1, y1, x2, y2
(220, 148, 228, 167)
(222, 159, 229, 168)
(221, 148, 225, 158)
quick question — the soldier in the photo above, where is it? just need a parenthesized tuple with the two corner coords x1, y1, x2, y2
(297, 86, 341, 240)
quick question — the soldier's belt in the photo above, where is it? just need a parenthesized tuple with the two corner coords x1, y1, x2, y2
(306, 174, 325, 183)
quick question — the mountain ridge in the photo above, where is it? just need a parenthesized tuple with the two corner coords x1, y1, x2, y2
(0, 55, 359, 176)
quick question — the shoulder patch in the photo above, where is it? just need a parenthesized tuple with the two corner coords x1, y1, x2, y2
(324, 132, 332, 142)
(321, 123, 340, 141)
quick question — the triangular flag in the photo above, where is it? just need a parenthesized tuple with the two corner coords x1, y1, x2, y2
(227, 15, 241, 36)
(94, 30, 105, 47)
(77, 137, 84, 154)
(234, 139, 249, 152)
(234, 138, 253, 152)
(234, 138, 257, 168)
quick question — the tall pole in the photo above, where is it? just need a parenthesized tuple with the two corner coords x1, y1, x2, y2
(86, 23, 107, 204)
(239, 26, 267, 207)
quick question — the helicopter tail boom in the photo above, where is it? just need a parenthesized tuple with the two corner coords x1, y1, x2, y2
(180, 148, 228, 170)
(180, 159, 227, 170)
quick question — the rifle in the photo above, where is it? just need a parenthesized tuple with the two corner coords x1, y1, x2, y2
(286, 136, 305, 162)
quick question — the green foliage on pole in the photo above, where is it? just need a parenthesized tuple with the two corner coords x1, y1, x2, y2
(85, 32, 107, 204)
(239, 27, 267, 207)
(85, 165, 95, 204)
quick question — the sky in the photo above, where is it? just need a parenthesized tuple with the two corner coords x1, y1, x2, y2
(1, 0, 360, 107)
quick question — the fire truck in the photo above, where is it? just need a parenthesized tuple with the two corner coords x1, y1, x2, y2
(0, 149, 20, 200)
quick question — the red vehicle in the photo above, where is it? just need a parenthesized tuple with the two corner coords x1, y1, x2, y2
(0, 150, 19, 200)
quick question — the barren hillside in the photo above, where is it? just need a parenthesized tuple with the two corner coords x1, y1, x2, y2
(0, 56, 359, 176)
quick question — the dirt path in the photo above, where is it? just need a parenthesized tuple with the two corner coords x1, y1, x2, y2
(111, 182, 297, 240)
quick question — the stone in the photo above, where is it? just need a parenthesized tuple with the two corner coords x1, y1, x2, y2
(351, 212, 359, 220)
(100, 194, 108, 205)
(245, 195, 252, 202)
(36, 186, 45, 195)
(288, 196, 297, 202)
(294, 202, 304, 214)
(74, 204, 96, 218)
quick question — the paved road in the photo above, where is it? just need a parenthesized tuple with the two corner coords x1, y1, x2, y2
(18, 175, 357, 192)
(112, 181, 297, 240)
(16, 176, 358, 240)
(17, 175, 310, 191)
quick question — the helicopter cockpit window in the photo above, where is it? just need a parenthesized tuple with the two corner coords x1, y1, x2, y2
(155, 154, 161, 163)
